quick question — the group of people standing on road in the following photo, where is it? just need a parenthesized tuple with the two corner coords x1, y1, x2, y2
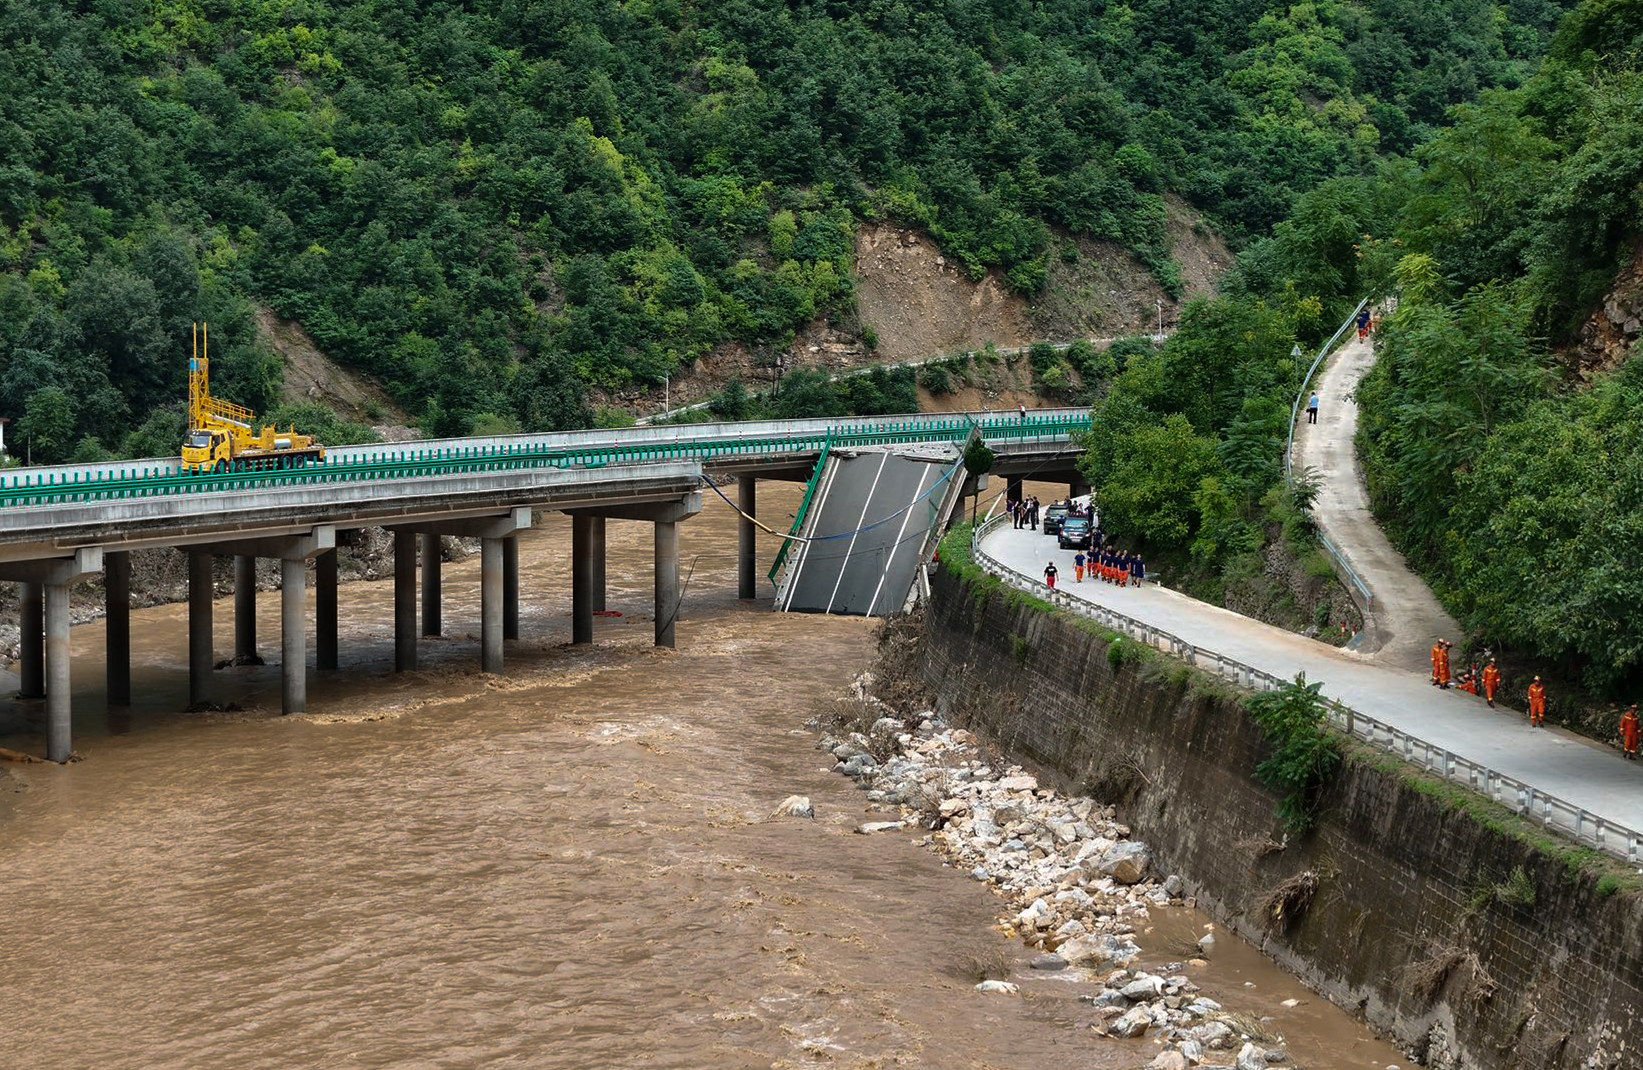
(1008, 496, 1042, 530)
(1431, 638, 1642, 759)
(1072, 546, 1144, 587)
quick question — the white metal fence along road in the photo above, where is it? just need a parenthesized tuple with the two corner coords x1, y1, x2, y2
(969, 515, 1642, 864)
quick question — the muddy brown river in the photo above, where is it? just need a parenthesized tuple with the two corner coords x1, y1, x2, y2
(0, 483, 1403, 1068)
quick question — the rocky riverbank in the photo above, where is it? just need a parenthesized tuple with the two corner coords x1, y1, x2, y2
(812, 672, 1305, 1070)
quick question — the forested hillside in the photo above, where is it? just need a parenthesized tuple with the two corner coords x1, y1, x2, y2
(1079, 0, 1642, 710)
(0, 0, 1569, 461)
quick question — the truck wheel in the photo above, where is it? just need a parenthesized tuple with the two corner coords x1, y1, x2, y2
(214, 460, 227, 474)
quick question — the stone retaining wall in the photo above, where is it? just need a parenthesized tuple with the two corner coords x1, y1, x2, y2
(919, 566, 1643, 1069)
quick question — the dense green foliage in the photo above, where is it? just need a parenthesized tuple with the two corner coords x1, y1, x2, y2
(1, 0, 1571, 461)
(1356, 13, 1643, 695)
(1080, 0, 1642, 700)
(1247, 673, 1342, 832)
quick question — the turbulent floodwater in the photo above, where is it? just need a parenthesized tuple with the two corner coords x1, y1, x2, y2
(0, 484, 1402, 1068)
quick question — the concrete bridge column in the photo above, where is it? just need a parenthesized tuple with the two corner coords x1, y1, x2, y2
(394, 530, 417, 672)
(420, 533, 441, 637)
(563, 495, 696, 650)
(503, 536, 520, 642)
(105, 551, 130, 707)
(2, 549, 103, 761)
(315, 549, 338, 672)
(655, 520, 679, 649)
(737, 475, 757, 600)
(176, 530, 332, 716)
(1006, 476, 1023, 505)
(572, 515, 595, 645)
(45, 581, 72, 762)
(281, 557, 307, 715)
(18, 580, 43, 699)
(188, 551, 214, 707)
(389, 511, 528, 676)
(591, 518, 607, 613)
(1070, 477, 1091, 499)
(234, 555, 258, 664)
(481, 537, 504, 673)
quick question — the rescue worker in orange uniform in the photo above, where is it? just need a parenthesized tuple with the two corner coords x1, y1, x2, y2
(1456, 668, 1478, 695)
(1430, 640, 1452, 689)
(1527, 677, 1548, 727)
(1481, 659, 1501, 708)
(1621, 705, 1640, 760)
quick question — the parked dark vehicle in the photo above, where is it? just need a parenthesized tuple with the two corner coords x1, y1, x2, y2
(1058, 516, 1092, 550)
(1042, 504, 1070, 535)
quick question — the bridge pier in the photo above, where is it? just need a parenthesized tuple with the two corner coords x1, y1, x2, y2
(316, 549, 338, 671)
(391, 509, 530, 675)
(655, 520, 679, 648)
(106, 551, 130, 707)
(503, 536, 519, 642)
(19, 580, 43, 699)
(591, 518, 607, 613)
(188, 550, 214, 707)
(1, 549, 103, 761)
(481, 537, 503, 673)
(234, 555, 258, 663)
(563, 495, 699, 650)
(394, 529, 417, 672)
(1070, 477, 1090, 499)
(1006, 476, 1023, 506)
(181, 529, 335, 715)
(282, 557, 307, 714)
(421, 533, 442, 636)
(572, 515, 597, 645)
(737, 475, 757, 600)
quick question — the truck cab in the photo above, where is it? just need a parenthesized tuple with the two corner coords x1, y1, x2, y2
(181, 430, 229, 473)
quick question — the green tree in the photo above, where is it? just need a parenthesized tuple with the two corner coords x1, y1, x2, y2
(18, 386, 75, 464)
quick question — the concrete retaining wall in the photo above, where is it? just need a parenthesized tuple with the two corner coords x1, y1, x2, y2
(919, 566, 1643, 1069)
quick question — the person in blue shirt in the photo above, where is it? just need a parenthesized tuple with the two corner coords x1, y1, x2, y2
(1307, 392, 1320, 424)
(1074, 550, 1087, 582)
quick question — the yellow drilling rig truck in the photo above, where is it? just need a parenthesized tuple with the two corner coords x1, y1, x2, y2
(180, 322, 325, 473)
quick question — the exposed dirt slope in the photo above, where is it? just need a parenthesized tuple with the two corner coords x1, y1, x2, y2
(1026, 199, 1232, 341)
(255, 307, 412, 426)
(1570, 238, 1643, 383)
(853, 226, 1033, 360)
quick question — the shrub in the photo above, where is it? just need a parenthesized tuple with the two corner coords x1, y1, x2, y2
(1246, 673, 1342, 832)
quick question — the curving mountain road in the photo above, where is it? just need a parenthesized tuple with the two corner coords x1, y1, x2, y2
(1291, 332, 1462, 673)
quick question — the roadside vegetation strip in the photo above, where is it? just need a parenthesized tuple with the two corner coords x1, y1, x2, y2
(951, 517, 1643, 865)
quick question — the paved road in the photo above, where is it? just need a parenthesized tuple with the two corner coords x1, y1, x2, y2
(984, 523, 1643, 837)
(1291, 333, 1462, 673)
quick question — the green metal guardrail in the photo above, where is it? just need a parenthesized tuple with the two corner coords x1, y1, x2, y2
(0, 413, 1092, 510)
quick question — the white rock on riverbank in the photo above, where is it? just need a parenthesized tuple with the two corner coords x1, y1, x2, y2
(817, 671, 1294, 1068)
